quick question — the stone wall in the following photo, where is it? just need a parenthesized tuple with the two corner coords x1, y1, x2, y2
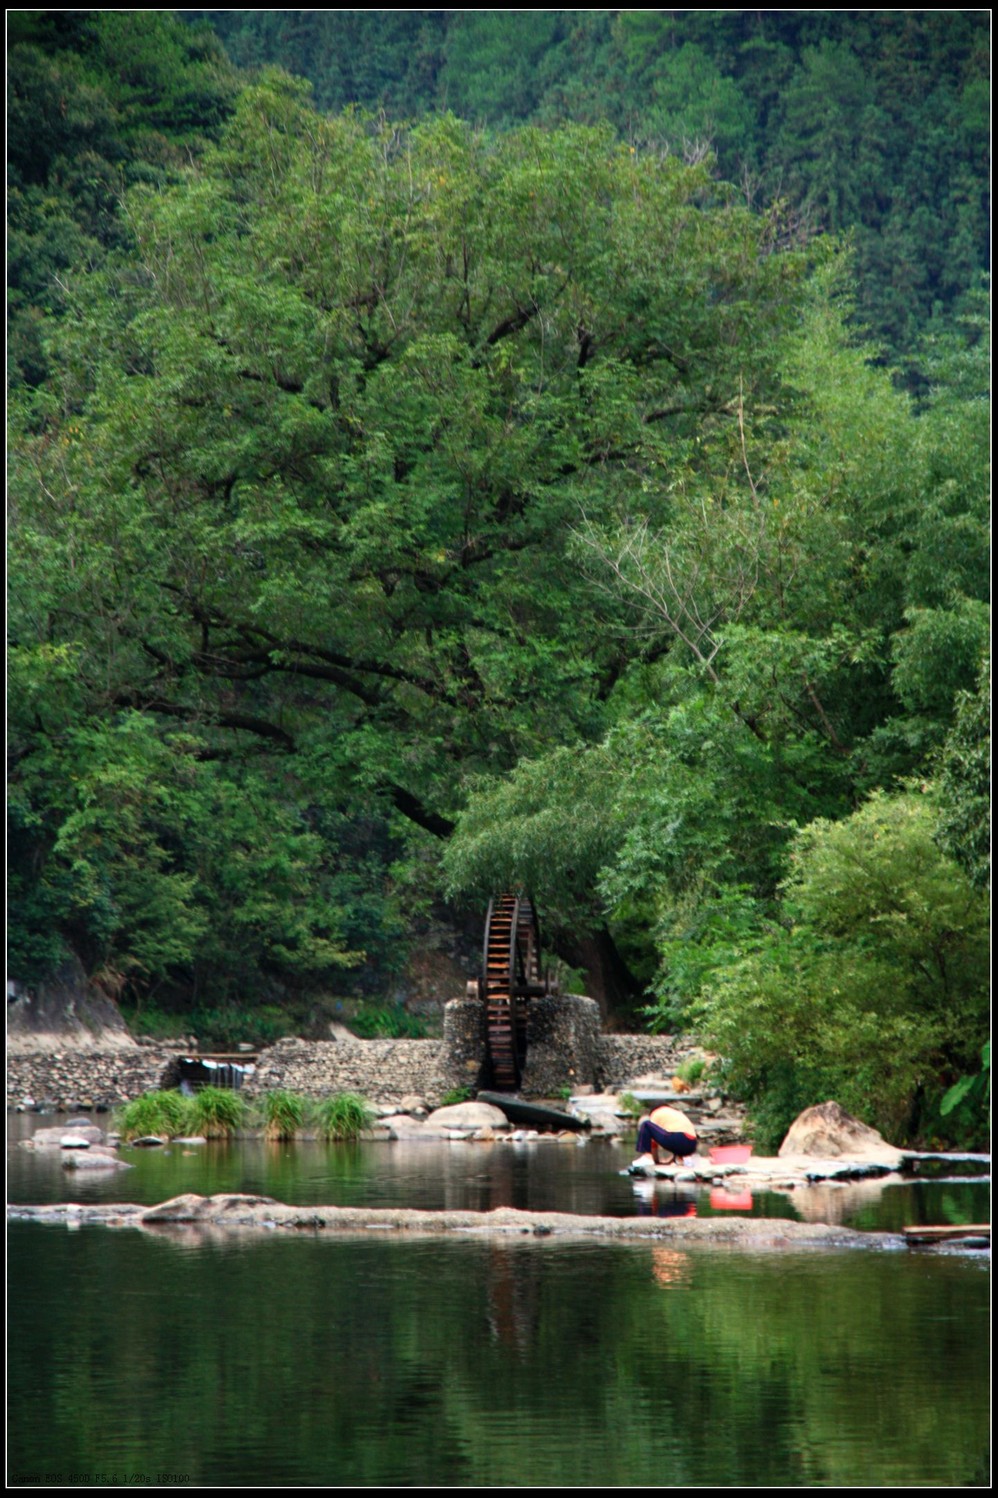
(7, 995, 707, 1112)
(247, 1036, 455, 1108)
(522, 995, 602, 1096)
(7, 1047, 176, 1111)
(596, 1034, 705, 1091)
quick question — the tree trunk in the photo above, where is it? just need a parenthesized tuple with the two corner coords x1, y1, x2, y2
(552, 925, 641, 1028)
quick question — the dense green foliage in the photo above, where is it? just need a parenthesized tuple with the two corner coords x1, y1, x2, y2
(186, 8, 990, 366)
(7, 14, 990, 1145)
(9, 82, 820, 1004)
(186, 1084, 249, 1138)
(114, 1085, 247, 1141)
(347, 1005, 430, 1041)
(694, 791, 989, 1147)
(8, 10, 241, 388)
(114, 1086, 376, 1140)
(261, 1088, 307, 1140)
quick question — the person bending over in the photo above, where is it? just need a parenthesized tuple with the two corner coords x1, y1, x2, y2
(633, 1103, 698, 1168)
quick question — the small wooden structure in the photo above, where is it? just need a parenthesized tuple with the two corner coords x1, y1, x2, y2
(478, 893, 557, 1090)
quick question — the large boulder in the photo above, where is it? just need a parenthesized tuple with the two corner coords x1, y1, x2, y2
(425, 1102, 509, 1131)
(778, 1101, 904, 1164)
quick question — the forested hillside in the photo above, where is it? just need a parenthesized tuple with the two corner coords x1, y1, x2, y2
(184, 8, 991, 369)
(7, 12, 989, 1146)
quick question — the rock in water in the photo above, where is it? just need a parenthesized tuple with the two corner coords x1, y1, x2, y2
(778, 1101, 903, 1163)
(58, 1133, 93, 1149)
(63, 1150, 132, 1171)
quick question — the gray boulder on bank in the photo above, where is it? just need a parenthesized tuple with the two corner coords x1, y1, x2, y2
(778, 1101, 904, 1165)
(425, 1101, 509, 1131)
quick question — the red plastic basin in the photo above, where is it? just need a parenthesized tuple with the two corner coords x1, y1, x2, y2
(709, 1145, 753, 1165)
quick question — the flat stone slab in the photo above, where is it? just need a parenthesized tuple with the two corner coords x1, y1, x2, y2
(626, 1089, 704, 1106)
(477, 1094, 589, 1131)
(626, 1151, 988, 1188)
(21, 1125, 106, 1149)
(62, 1150, 132, 1171)
(7, 1193, 898, 1250)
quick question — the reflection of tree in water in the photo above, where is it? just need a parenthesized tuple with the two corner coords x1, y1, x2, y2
(486, 1246, 541, 1355)
(444, 1149, 522, 1214)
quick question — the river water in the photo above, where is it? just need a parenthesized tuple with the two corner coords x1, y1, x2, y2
(7, 1120, 991, 1487)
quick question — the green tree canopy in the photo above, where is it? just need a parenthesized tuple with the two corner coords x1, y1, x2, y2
(9, 86, 820, 1007)
(696, 789, 990, 1147)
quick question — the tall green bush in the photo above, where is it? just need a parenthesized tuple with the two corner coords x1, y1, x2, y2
(696, 789, 990, 1147)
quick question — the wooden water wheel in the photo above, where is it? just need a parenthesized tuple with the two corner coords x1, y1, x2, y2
(481, 893, 552, 1090)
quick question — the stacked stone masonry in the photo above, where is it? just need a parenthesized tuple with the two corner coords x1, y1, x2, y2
(7, 1049, 175, 1112)
(8, 997, 720, 1116)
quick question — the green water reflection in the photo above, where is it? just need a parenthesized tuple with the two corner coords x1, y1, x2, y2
(7, 1122, 991, 1234)
(7, 1225, 989, 1487)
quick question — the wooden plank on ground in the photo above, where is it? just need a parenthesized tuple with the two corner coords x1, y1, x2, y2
(903, 1224, 990, 1244)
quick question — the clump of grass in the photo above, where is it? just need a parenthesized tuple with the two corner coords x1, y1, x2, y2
(261, 1089, 306, 1140)
(675, 1057, 707, 1086)
(440, 1087, 472, 1107)
(617, 1091, 644, 1118)
(116, 1090, 194, 1142)
(188, 1085, 247, 1138)
(315, 1092, 375, 1141)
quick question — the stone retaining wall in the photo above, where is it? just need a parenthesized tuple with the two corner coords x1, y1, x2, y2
(596, 1034, 705, 1090)
(248, 1037, 455, 1108)
(7, 1048, 175, 1112)
(7, 1000, 705, 1112)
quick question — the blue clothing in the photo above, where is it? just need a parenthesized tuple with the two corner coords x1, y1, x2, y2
(636, 1119, 697, 1159)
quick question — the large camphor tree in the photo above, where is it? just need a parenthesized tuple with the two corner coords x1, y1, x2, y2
(9, 78, 820, 1014)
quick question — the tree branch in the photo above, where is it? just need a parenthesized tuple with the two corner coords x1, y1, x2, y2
(387, 784, 455, 839)
(111, 691, 297, 750)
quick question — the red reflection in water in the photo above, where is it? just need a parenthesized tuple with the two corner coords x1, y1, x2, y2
(710, 1188, 754, 1211)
